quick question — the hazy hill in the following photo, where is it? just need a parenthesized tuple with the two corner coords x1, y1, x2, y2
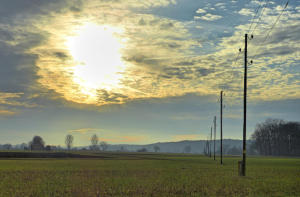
(107, 139, 251, 154)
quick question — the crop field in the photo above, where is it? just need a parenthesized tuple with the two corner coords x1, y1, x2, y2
(0, 152, 299, 197)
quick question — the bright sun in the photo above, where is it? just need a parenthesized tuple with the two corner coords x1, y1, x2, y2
(65, 23, 125, 101)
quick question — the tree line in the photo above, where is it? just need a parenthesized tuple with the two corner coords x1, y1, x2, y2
(251, 119, 300, 156)
(0, 134, 109, 151)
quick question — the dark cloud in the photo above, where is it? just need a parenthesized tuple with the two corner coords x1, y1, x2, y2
(0, 42, 38, 92)
(160, 22, 174, 30)
(163, 67, 193, 80)
(124, 55, 161, 67)
(159, 42, 181, 49)
(69, 6, 82, 13)
(53, 52, 69, 60)
(256, 46, 300, 58)
(97, 89, 129, 104)
(194, 67, 214, 77)
(175, 61, 196, 66)
(258, 24, 300, 45)
(0, 29, 14, 41)
(162, 66, 215, 80)
(0, 0, 68, 21)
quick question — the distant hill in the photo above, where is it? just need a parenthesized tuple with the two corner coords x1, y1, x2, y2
(106, 139, 253, 154)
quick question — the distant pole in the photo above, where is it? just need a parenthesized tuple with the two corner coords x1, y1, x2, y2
(220, 91, 223, 165)
(242, 34, 248, 176)
(214, 116, 216, 160)
(207, 138, 209, 156)
(210, 126, 212, 157)
(288, 135, 291, 155)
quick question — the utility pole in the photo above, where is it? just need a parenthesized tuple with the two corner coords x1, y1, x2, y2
(210, 126, 212, 157)
(242, 34, 248, 176)
(214, 116, 216, 160)
(220, 91, 223, 165)
(207, 138, 210, 156)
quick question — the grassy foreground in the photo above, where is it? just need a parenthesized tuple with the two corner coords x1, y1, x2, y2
(0, 152, 299, 197)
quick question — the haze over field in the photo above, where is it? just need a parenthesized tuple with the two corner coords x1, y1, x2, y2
(0, 0, 299, 146)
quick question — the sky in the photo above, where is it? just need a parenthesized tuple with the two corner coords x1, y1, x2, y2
(0, 0, 299, 146)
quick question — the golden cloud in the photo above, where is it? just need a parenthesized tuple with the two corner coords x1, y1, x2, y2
(0, 109, 18, 116)
(23, 0, 300, 107)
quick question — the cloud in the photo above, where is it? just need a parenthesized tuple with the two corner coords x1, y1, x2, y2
(194, 13, 223, 21)
(238, 8, 254, 16)
(215, 3, 225, 7)
(26, 1, 201, 106)
(196, 8, 206, 14)
(0, 109, 17, 116)
(68, 128, 99, 134)
(215, 3, 226, 9)
(1, 0, 299, 110)
(0, 92, 37, 108)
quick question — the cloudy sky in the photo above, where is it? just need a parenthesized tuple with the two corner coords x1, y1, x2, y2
(0, 0, 299, 146)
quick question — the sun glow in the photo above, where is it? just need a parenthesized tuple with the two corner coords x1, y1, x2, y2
(65, 23, 126, 101)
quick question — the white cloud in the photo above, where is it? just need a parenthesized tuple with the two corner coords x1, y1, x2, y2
(238, 8, 254, 16)
(196, 8, 206, 14)
(194, 13, 223, 21)
(215, 3, 226, 9)
(215, 3, 225, 7)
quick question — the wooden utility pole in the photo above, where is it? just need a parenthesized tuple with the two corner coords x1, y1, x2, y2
(210, 126, 212, 157)
(242, 34, 248, 176)
(214, 116, 216, 160)
(220, 91, 223, 165)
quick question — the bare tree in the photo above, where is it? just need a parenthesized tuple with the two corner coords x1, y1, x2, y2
(100, 141, 108, 151)
(65, 134, 74, 151)
(251, 119, 300, 156)
(153, 145, 160, 152)
(90, 134, 99, 150)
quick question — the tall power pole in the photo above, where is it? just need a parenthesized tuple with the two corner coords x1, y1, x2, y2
(210, 126, 212, 157)
(213, 116, 216, 160)
(242, 34, 248, 176)
(220, 91, 223, 165)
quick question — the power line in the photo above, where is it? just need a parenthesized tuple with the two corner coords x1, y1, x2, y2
(251, 0, 270, 35)
(263, 0, 289, 43)
(249, 0, 289, 60)
(247, 1, 264, 33)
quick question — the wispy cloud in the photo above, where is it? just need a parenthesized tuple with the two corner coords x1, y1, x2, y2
(68, 128, 100, 134)
(100, 135, 147, 143)
(0, 109, 17, 116)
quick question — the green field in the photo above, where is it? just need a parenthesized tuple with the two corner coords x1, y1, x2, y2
(0, 152, 299, 197)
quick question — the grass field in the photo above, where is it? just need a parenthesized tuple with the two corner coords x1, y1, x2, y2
(0, 152, 299, 197)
